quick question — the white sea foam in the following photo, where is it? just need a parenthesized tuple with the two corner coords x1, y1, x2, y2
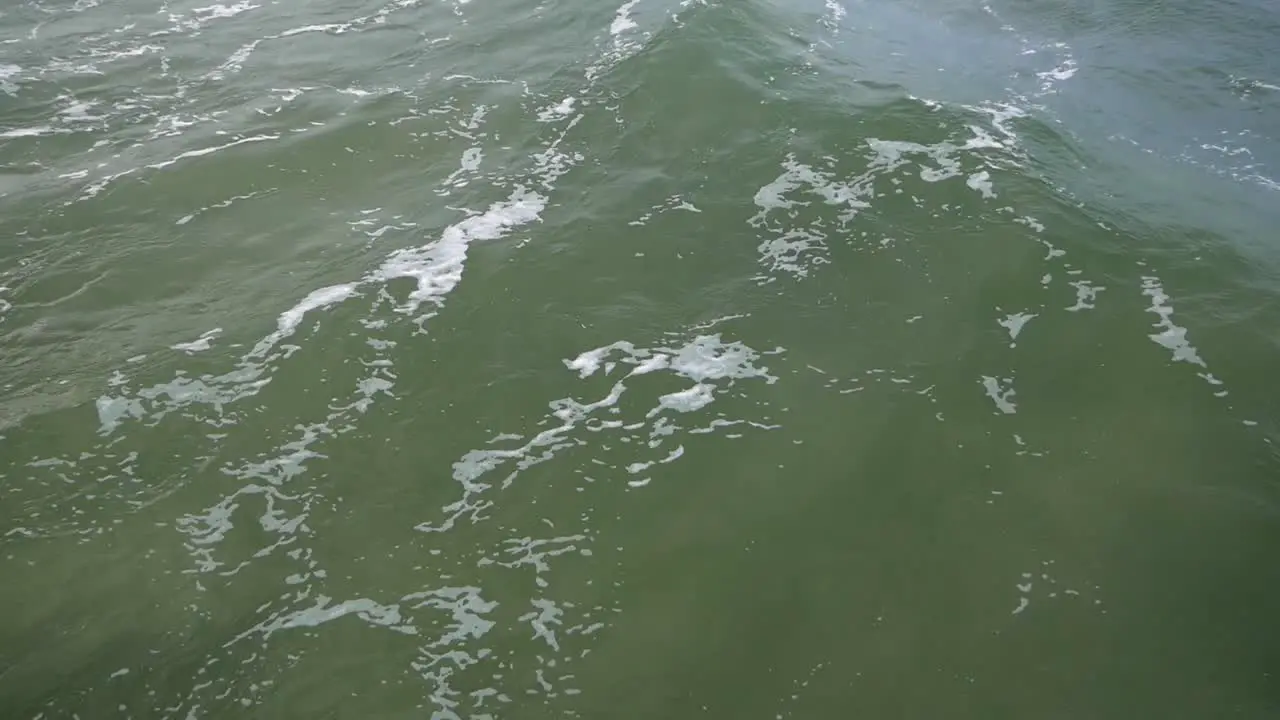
(752, 126, 1009, 279)
(211, 40, 259, 78)
(1066, 280, 1104, 311)
(171, 328, 223, 353)
(424, 333, 775, 531)
(981, 376, 1017, 414)
(1, 64, 22, 95)
(611, 0, 640, 35)
(251, 284, 358, 358)
(653, 384, 714, 414)
(1036, 58, 1078, 93)
(146, 134, 280, 170)
(373, 187, 546, 316)
(58, 100, 102, 123)
(538, 96, 576, 122)
(565, 334, 775, 386)
(824, 0, 846, 23)
(998, 312, 1035, 344)
(0, 126, 60, 139)
(459, 147, 483, 172)
(85, 4, 626, 447)
(191, 2, 260, 22)
(1140, 276, 1203, 367)
(966, 170, 996, 198)
(1013, 215, 1045, 233)
(278, 23, 353, 37)
(248, 596, 415, 637)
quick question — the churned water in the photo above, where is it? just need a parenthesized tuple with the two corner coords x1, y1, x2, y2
(2, 0, 1279, 717)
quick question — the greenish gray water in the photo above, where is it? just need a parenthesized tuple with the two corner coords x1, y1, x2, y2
(2, 0, 1279, 716)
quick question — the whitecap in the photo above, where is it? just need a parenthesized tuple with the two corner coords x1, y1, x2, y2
(611, 0, 640, 35)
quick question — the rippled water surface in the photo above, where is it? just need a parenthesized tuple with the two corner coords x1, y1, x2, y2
(2, 0, 1279, 716)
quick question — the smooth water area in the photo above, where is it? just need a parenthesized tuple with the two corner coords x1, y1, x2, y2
(2, 0, 1279, 716)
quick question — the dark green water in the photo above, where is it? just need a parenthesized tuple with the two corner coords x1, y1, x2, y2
(2, 0, 1279, 717)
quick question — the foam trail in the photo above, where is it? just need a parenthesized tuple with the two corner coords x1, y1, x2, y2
(172, 328, 223, 353)
(247, 284, 359, 357)
(420, 332, 778, 532)
(373, 188, 546, 317)
(1141, 276, 1226, 394)
(611, 0, 640, 35)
